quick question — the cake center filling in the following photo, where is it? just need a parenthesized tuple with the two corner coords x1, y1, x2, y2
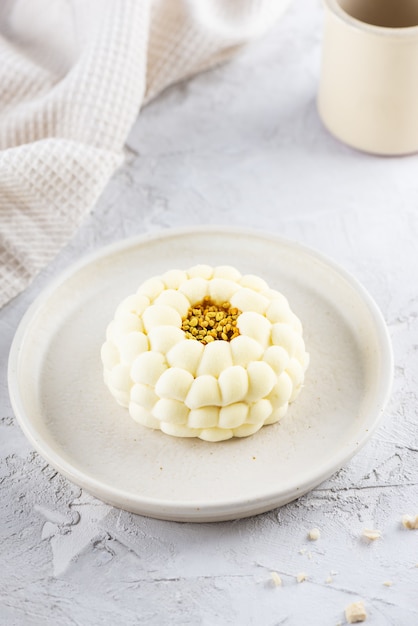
(181, 296, 241, 344)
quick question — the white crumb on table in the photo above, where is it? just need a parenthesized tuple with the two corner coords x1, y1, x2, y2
(362, 529, 382, 540)
(270, 571, 282, 587)
(308, 528, 321, 540)
(345, 601, 367, 623)
(401, 514, 418, 529)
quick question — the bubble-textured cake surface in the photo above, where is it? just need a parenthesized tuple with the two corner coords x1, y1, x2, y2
(101, 265, 309, 442)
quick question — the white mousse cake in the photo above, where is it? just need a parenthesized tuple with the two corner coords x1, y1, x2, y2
(101, 265, 309, 442)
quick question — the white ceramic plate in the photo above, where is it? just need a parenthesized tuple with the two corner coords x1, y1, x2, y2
(8, 228, 393, 522)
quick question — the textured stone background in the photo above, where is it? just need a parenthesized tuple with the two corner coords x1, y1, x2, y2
(1, 1, 418, 624)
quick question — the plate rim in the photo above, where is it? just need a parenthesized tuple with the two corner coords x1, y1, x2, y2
(8, 226, 394, 520)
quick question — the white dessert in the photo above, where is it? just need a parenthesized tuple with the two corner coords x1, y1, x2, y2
(101, 264, 309, 442)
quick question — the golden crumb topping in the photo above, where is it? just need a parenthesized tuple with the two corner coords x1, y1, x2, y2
(181, 297, 241, 344)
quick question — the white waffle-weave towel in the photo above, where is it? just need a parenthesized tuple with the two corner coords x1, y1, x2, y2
(0, 0, 290, 308)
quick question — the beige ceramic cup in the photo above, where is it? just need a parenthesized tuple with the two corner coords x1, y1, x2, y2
(318, 0, 418, 155)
